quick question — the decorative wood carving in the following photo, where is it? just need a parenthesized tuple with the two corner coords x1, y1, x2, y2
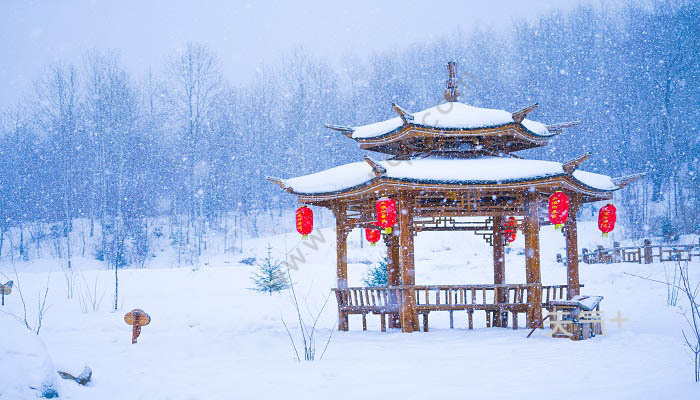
(391, 103, 414, 124)
(363, 155, 386, 177)
(512, 103, 538, 123)
(546, 120, 580, 134)
(563, 152, 592, 174)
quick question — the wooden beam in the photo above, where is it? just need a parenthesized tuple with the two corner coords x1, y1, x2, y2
(265, 176, 291, 193)
(546, 120, 580, 134)
(363, 155, 386, 177)
(565, 201, 580, 298)
(391, 103, 414, 124)
(512, 103, 539, 123)
(524, 192, 542, 329)
(562, 152, 592, 174)
(325, 124, 354, 138)
(612, 173, 646, 188)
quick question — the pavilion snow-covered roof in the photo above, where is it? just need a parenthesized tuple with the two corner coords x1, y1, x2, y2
(272, 157, 620, 196)
(268, 61, 644, 204)
(326, 100, 580, 156)
(350, 102, 553, 140)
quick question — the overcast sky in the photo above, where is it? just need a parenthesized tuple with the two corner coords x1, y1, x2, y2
(0, 0, 619, 107)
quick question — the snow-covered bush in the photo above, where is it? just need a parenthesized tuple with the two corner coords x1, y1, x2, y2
(0, 314, 60, 398)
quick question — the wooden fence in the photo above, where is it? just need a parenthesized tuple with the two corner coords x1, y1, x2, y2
(557, 240, 700, 265)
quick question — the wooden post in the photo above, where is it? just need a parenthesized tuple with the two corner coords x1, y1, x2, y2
(492, 215, 506, 327)
(335, 204, 348, 289)
(445, 61, 459, 102)
(524, 192, 542, 329)
(643, 239, 652, 264)
(398, 194, 417, 333)
(565, 202, 580, 299)
(384, 233, 401, 328)
(335, 204, 349, 331)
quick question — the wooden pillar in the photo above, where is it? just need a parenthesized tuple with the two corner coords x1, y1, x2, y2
(384, 233, 401, 329)
(492, 215, 506, 327)
(524, 192, 542, 329)
(335, 204, 349, 331)
(398, 194, 417, 333)
(565, 202, 580, 299)
(335, 204, 348, 289)
(643, 239, 653, 264)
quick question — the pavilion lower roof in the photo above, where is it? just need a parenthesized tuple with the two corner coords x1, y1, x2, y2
(271, 157, 619, 204)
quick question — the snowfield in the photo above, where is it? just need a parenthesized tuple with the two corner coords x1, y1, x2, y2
(1, 221, 698, 399)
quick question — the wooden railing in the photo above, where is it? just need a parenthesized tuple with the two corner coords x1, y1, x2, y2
(542, 284, 580, 305)
(332, 283, 579, 331)
(332, 286, 400, 313)
(411, 284, 533, 311)
(560, 240, 700, 265)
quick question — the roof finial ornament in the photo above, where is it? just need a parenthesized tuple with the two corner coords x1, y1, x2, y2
(444, 61, 460, 102)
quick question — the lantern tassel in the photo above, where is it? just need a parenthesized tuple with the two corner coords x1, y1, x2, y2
(602, 232, 608, 238)
(384, 227, 392, 234)
(554, 224, 563, 230)
(370, 242, 376, 247)
(302, 234, 308, 240)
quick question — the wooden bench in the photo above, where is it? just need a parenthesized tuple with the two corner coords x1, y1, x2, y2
(333, 284, 579, 332)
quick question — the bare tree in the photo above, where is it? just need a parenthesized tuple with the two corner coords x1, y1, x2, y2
(83, 51, 139, 310)
(678, 259, 700, 382)
(0, 264, 51, 335)
(33, 63, 79, 278)
(626, 256, 700, 382)
(165, 42, 222, 261)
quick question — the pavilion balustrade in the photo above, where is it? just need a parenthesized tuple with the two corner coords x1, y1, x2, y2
(332, 283, 581, 331)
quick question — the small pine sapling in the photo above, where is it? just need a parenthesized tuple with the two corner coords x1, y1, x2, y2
(363, 256, 388, 287)
(252, 245, 289, 295)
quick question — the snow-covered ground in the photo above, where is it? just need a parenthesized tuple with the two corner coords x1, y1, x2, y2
(1, 220, 698, 399)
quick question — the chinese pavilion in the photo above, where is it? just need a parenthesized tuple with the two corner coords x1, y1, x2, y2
(267, 62, 642, 333)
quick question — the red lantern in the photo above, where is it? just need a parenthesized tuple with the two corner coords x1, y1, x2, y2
(598, 203, 617, 238)
(295, 206, 313, 239)
(376, 197, 397, 234)
(504, 217, 517, 245)
(548, 191, 569, 230)
(365, 228, 381, 246)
